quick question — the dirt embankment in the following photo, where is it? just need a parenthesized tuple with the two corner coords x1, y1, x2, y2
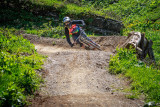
(23, 34, 144, 107)
(23, 34, 127, 52)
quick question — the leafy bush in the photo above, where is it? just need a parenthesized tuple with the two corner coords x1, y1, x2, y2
(109, 48, 137, 74)
(109, 48, 160, 103)
(0, 28, 44, 106)
(0, 82, 26, 107)
(40, 25, 64, 38)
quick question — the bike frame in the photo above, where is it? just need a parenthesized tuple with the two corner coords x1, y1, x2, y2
(75, 28, 101, 50)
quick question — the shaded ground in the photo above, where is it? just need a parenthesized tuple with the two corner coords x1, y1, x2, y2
(23, 34, 144, 107)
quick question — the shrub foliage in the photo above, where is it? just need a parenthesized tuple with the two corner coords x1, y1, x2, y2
(109, 48, 160, 103)
(0, 28, 44, 106)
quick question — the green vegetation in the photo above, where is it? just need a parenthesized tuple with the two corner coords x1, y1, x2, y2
(0, 1, 65, 38)
(31, 0, 106, 18)
(0, 0, 160, 105)
(26, 24, 64, 38)
(109, 48, 160, 103)
(0, 28, 45, 106)
(30, 0, 160, 62)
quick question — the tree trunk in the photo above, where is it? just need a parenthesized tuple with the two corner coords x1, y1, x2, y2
(121, 31, 155, 62)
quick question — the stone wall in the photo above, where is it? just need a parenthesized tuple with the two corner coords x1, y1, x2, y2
(83, 15, 124, 35)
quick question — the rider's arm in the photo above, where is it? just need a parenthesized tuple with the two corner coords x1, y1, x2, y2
(65, 27, 73, 47)
(72, 20, 86, 27)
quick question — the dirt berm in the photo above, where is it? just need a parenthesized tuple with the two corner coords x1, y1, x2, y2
(23, 34, 144, 107)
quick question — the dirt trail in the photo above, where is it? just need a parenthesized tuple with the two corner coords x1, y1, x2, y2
(23, 34, 144, 107)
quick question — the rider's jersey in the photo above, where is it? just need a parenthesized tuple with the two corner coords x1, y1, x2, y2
(65, 20, 85, 46)
(69, 24, 80, 36)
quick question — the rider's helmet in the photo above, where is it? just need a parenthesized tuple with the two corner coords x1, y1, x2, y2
(63, 17, 71, 28)
(63, 17, 71, 23)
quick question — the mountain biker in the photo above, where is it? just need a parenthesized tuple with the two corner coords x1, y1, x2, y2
(63, 16, 86, 48)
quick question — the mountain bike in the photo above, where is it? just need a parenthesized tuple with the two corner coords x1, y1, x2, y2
(75, 28, 101, 50)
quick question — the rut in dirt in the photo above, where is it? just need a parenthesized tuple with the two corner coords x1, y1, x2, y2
(23, 34, 144, 107)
